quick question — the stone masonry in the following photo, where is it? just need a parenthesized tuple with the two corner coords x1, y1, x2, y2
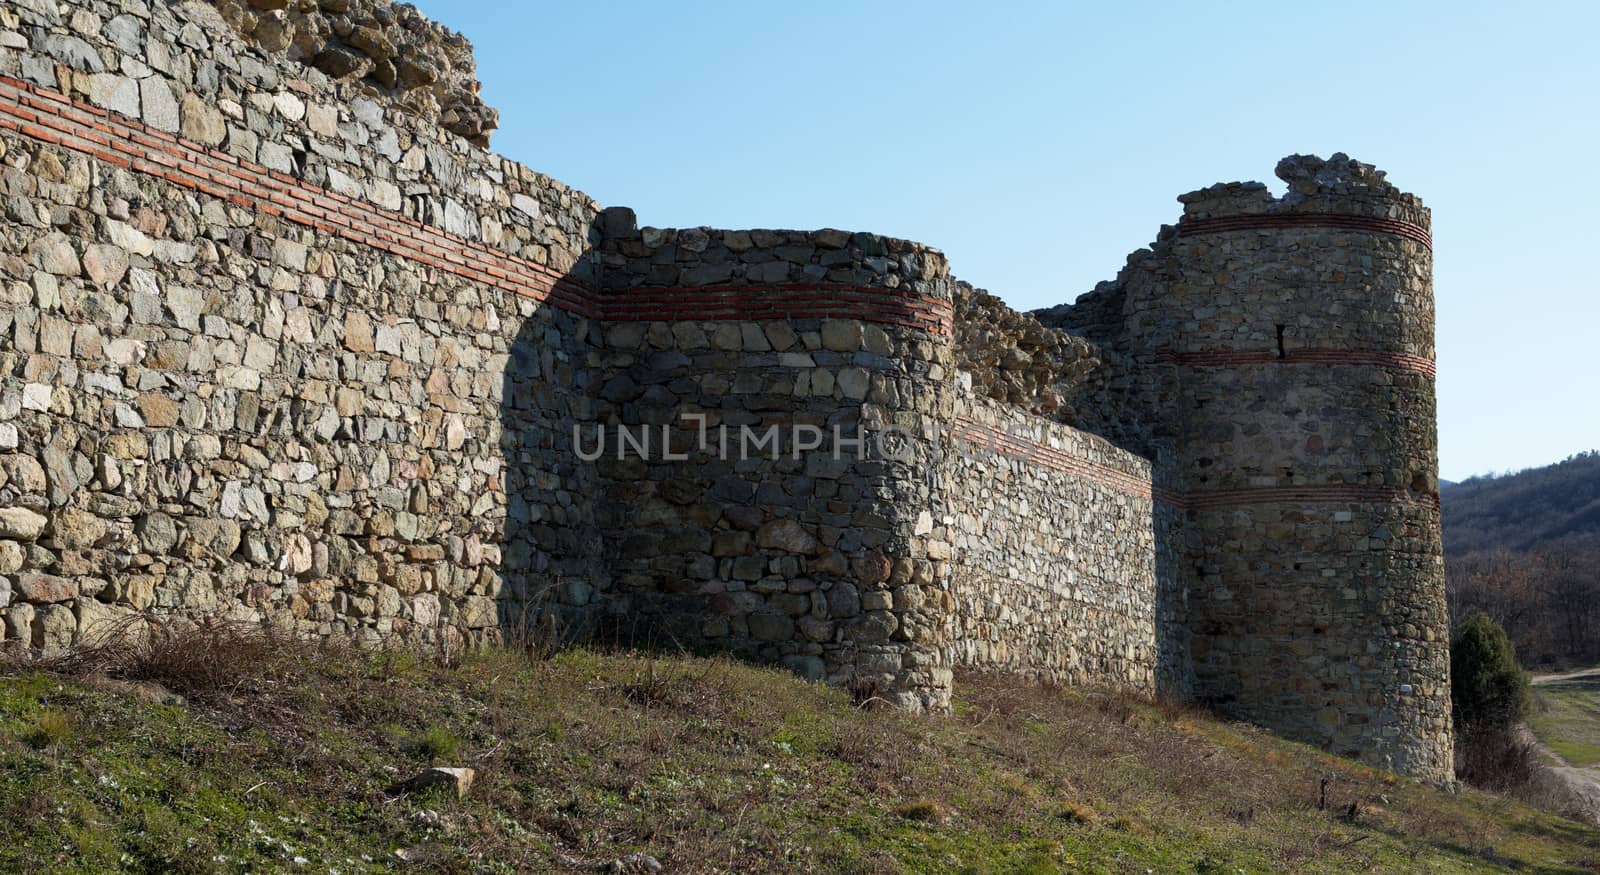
(0, 0, 1451, 781)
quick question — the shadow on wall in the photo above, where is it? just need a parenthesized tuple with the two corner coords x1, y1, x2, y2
(494, 214, 958, 709)
(1153, 481, 1190, 697)
(491, 217, 1189, 705)
(494, 221, 611, 652)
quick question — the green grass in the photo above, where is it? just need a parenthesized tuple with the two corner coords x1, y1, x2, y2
(2, 640, 1599, 873)
(22, 707, 72, 750)
(1533, 677, 1600, 767)
(408, 725, 462, 762)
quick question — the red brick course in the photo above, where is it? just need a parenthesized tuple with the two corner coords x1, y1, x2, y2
(952, 418, 1439, 512)
(950, 417, 1157, 501)
(1176, 212, 1432, 250)
(0, 76, 952, 335)
(1155, 347, 1437, 378)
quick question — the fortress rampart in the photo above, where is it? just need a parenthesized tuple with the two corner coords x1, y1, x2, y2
(0, 0, 1451, 781)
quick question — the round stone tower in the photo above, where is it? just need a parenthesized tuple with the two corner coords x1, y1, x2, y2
(1121, 154, 1451, 781)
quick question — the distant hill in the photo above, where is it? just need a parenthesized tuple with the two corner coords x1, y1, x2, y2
(1442, 451, 1600, 556)
(1444, 451, 1600, 667)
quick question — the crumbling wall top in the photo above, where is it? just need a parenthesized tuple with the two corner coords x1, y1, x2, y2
(210, 0, 497, 145)
(955, 283, 1103, 419)
(1176, 153, 1428, 226)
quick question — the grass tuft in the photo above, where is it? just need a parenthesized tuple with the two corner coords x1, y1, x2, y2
(1109, 815, 1152, 837)
(409, 725, 461, 763)
(892, 799, 944, 823)
(1056, 800, 1097, 825)
(22, 710, 71, 750)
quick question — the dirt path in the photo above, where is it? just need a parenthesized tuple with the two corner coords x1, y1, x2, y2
(1517, 724, 1600, 824)
(1532, 667, 1600, 687)
(1526, 668, 1600, 824)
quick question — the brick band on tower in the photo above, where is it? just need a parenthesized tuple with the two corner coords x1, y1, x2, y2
(1035, 154, 1450, 781)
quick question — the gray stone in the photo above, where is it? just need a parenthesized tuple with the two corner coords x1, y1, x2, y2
(391, 767, 475, 799)
(187, 518, 241, 560)
(511, 194, 540, 220)
(3, 457, 47, 494)
(826, 583, 861, 619)
(103, 14, 144, 54)
(166, 285, 204, 330)
(140, 78, 180, 132)
(20, 53, 57, 87)
(756, 519, 820, 555)
(42, 437, 79, 505)
(50, 509, 105, 550)
(3, 603, 34, 642)
(0, 542, 23, 575)
(782, 654, 826, 680)
(747, 262, 789, 283)
(162, 568, 217, 611)
(821, 320, 862, 352)
(87, 73, 140, 117)
(682, 263, 732, 287)
(75, 598, 132, 644)
(32, 603, 76, 652)
(42, 34, 103, 72)
(836, 368, 870, 400)
(314, 45, 370, 79)
(747, 611, 794, 642)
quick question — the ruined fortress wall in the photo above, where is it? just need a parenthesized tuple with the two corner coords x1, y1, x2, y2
(0, 0, 984, 708)
(946, 390, 1172, 693)
(0, 0, 607, 650)
(0, 0, 1449, 781)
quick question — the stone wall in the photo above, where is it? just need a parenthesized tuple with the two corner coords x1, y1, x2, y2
(946, 390, 1179, 693)
(0, 0, 605, 654)
(589, 222, 958, 709)
(955, 282, 1158, 457)
(0, 0, 1450, 782)
(953, 282, 1103, 422)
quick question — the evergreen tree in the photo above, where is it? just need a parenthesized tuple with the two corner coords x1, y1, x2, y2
(1451, 612, 1531, 730)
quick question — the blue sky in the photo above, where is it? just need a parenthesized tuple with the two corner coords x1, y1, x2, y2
(414, 0, 1598, 482)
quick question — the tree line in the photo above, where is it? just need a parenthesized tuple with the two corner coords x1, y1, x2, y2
(1448, 541, 1600, 668)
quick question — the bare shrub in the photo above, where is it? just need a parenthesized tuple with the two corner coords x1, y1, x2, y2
(1457, 726, 1540, 792)
(1, 615, 342, 704)
(1456, 725, 1595, 823)
(500, 597, 583, 662)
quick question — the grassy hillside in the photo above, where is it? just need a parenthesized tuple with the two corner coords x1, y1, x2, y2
(3, 633, 1600, 874)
